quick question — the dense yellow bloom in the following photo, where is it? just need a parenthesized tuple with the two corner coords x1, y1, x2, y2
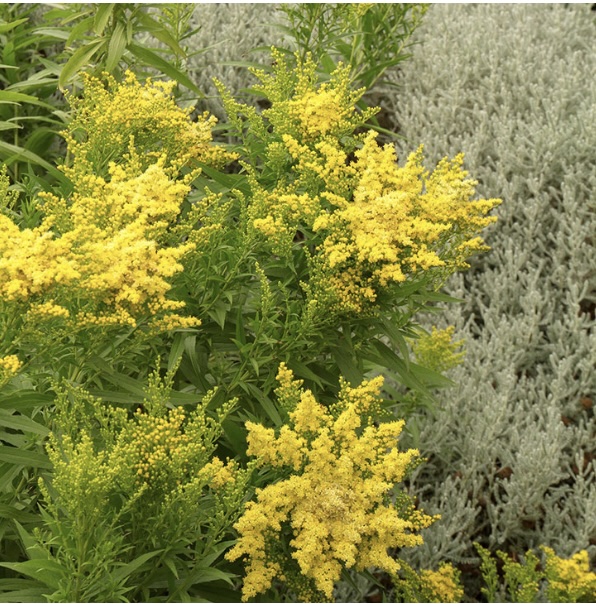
(0, 72, 239, 333)
(250, 49, 376, 144)
(63, 70, 236, 180)
(198, 456, 240, 489)
(542, 546, 596, 602)
(310, 133, 501, 313)
(228, 51, 501, 316)
(288, 87, 349, 139)
(0, 354, 22, 379)
(1, 159, 201, 330)
(419, 564, 464, 602)
(226, 364, 435, 601)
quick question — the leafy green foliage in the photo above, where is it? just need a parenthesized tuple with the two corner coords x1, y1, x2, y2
(277, 3, 428, 91)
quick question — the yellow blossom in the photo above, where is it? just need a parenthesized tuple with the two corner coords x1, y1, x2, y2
(0, 354, 22, 378)
(63, 70, 236, 181)
(419, 564, 464, 602)
(542, 546, 596, 602)
(227, 366, 435, 601)
(412, 325, 466, 373)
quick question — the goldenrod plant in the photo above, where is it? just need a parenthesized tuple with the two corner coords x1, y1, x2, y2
(0, 370, 249, 602)
(227, 365, 434, 601)
(0, 59, 501, 601)
(475, 544, 596, 603)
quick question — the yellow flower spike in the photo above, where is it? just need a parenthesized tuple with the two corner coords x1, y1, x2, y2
(289, 390, 331, 435)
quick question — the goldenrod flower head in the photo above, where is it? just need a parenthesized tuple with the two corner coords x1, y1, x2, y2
(248, 48, 376, 146)
(0, 354, 22, 382)
(542, 546, 596, 602)
(63, 70, 236, 181)
(289, 87, 348, 139)
(419, 564, 464, 603)
(1, 160, 200, 331)
(309, 133, 501, 314)
(227, 366, 435, 601)
(233, 51, 500, 316)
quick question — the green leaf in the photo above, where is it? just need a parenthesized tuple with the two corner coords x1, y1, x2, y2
(167, 332, 188, 374)
(134, 11, 186, 57)
(127, 42, 203, 96)
(0, 559, 64, 590)
(0, 588, 49, 603)
(105, 20, 127, 72)
(0, 18, 28, 34)
(65, 15, 95, 47)
(409, 361, 453, 388)
(93, 4, 115, 35)
(0, 447, 52, 470)
(287, 360, 324, 387)
(239, 383, 282, 425)
(0, 391, 55, 410)
(31, 27, 70, 41)
(59, 39, 105, 89)
(24, 127, 57, 157)
(0, 91, 52, 109)
(332, 349, 363, 386)
(0, 141, 69, 185)
(13, 521, 48, 561)
(0, 505, 39, 524)
(0, 411, 50, 436)
(0, 121, 19, 131)
(195, 163, 246, 193)
(110, 550, 162, 584)
(161, 556, 178, 580)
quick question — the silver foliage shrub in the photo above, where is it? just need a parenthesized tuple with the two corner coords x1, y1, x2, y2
(382, 3, 596, 570)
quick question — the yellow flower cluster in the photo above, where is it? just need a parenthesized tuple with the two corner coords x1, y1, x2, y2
(288, 87, 350, 140)
(44, 381, 245, 558)
(412, 325, 465, 373)
(198, 456, 239, 490)
(1, 159, 201, 330)
(543, 546, 596, 602)
(1, 72, 239, 333)
(115, 406, 211, 489)
(419, 564, 464, 603)
(311, 133, 501, 313)
(0, 354, 22, 378)
(228, 50, 500, 316)
(63, 71, 236, 179)
(44, 432, 117, 518)
(226, 364, 436, 601)
(252, 49, 376, 145)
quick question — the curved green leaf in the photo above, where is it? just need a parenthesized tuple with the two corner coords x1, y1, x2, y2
(0, 141, 68, 184)
(127, 42, 203, 96)
(105, 20, 127, 72)
(0, 447, 52, 470)
(58, 39, 105, 89)
(93, 3, 115, 35)
(0, 91, 52, 109)
(0, 18, 28, 34)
